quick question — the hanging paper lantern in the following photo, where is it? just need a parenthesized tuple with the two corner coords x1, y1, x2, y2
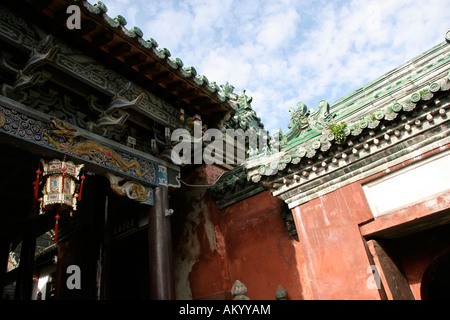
(38, 158, 84, 243)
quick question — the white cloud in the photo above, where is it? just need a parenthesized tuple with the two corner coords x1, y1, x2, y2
(286, 0, 450, 109)
(256, 9, 300, 51)
(198, 48, 253, 89)
(142, 9, 193, 51)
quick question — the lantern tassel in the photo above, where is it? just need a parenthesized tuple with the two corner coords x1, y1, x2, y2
(33, 169, 41, 209)
(54, 214, 60, 244)
(33, 182, 36, 209)
(78, 175, 85, 201)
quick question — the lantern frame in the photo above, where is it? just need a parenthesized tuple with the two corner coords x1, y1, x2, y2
(39, 158, 84, 215)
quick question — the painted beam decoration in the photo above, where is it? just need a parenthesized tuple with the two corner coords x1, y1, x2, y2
(0, 2, 193, 192)
(0, 103, 158, 187)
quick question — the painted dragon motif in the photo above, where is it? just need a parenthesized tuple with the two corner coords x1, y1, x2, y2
(43, 117, 149, 178)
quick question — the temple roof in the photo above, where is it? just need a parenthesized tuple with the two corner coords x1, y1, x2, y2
(243, 35, 450, 207)
(9, 0, 236, 120)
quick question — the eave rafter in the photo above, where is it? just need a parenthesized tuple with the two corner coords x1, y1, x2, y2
(189, 96, 212, 107)
(109, 42, 132, 57)
(91, 30, 114, 46)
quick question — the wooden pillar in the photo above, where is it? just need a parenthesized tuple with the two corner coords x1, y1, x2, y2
(367, 239, 415, 300)
(148, 166, 175, 299)
(95, 194, 109, 300)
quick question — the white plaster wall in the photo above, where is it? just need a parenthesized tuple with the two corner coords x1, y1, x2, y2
(363, 150, 450, 217)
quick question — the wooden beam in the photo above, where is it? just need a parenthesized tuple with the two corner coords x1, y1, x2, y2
(125, 53, 147, 67)
(164, 80, 185, 91)
(139, 62, 158, 75)
(110, 43, 131, 57)
(189, 95, 211, 106)
(151, 71, 172, 82)
(198, 103, 227, 114)
(176, 88, 196, 99)
(74, 19, 97, 37)
(31, 0, 53, 10)
(91, 30, 115, 47)
(367, 239, 415, 300)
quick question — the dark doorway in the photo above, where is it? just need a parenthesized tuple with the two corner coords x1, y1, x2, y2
(104, 188, 150, 300)
(421, 253, 450, 300)
(108, 229, 149, 299)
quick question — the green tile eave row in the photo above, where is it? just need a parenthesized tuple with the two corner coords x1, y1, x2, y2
(279, 56, 450, 150)
(330, 45, 450, 118)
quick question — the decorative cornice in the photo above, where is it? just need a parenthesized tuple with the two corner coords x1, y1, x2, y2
(247, 73, 450, 176)
(0, 95, 182, 187)
(246, 87, 450, 208)
(105, 172, 154, 205)
(208, 166, 264, 209)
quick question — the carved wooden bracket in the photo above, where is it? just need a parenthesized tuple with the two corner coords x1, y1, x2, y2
(105, 172, 153, 206)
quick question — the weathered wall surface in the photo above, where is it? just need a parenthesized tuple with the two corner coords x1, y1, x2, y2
(171, 165, 304, 300)
(291, 182, 380, 300)
(218, 190, 305, 300)
(171, 165, 228, 300)
(290, 146, 450, 300)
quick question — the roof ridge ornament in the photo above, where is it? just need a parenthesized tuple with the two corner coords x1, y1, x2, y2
(288, 99, 337, 138)
(288, 101, 309, 129)
(220, 82, 235, 96)
(238, 89, 253, 109)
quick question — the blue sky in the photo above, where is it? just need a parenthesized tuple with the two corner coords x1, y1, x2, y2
(100, 0, 450, 134)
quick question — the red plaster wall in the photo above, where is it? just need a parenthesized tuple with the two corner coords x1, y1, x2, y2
(171, 165, 229, 300)
(219, 190, 305, 300)
(291, 182, 381, 300)
(184, 190, 305, 300)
